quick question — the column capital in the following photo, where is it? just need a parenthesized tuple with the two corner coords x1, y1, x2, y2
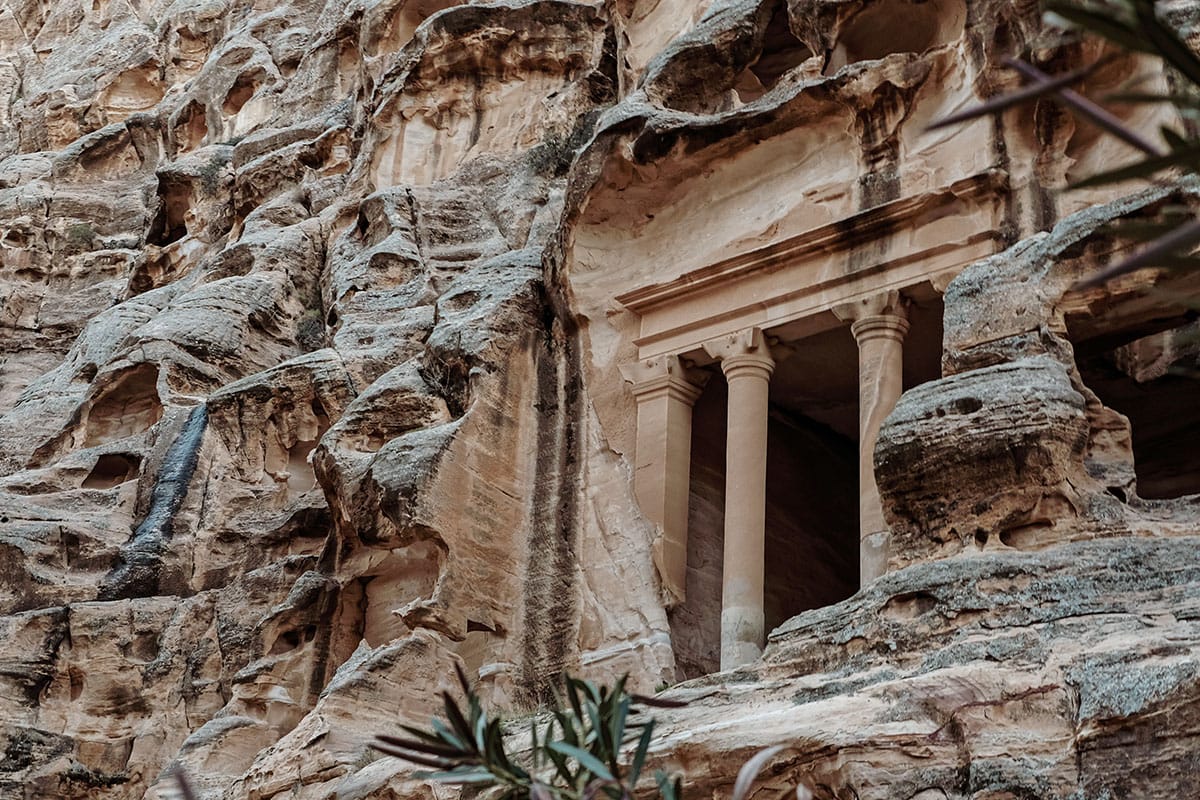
(703, 327, 775, 379)
(850, 314, 910, 343)
(620, 354, 709, 405)
(835, 290, 911, 344)
(834, 289, 910, 323)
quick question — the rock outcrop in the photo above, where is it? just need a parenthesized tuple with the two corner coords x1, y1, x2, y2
(1, 0, 1198, 798)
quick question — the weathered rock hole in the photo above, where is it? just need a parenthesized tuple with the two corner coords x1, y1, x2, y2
(734, 4, 812, 104)
(368, 250, 422, 287)
(286, 440, 318, 494)
(82, 453, 142, 489)
(881, 591, 938, 621)
(148, 177, 191, 246)
(974, 529, 989, 547)
(998, 522, 1054, 550)
(82, 364, 163, 448)
(826, 0, 964, 73)
(101, 64, 164, 118)
(173, 100, 207, 153)
(442, 290, 480, 312)
(222, 71, 263, 116)
(268, 625, 316, 655)
(935, 396, 983, 417)
(3, 229, 29, 247)
(171, 27, 211, 77)
(369, 0, 459, 57)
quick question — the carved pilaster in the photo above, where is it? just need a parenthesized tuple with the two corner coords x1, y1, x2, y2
(620, 355, 709, 607)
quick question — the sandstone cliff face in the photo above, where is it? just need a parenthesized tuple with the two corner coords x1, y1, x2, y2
(1, 0, 1198, 798)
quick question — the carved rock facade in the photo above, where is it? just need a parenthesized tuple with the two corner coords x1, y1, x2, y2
(0, 0, 1198, 798)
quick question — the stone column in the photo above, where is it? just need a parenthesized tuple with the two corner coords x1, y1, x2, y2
(620, 355, 709, 607)
(703, 328, 774, 670)
(838, 292, 910, 586)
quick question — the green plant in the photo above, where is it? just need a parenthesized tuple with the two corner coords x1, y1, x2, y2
(932, 0, 1200, 286)
(372, 665, 678, 800)
(371, 665, 812, 800)
(198, 152, 230, 194)
(65, 222, 95, 249)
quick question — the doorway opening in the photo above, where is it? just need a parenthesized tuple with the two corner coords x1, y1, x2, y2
(667, 293, 943, 679)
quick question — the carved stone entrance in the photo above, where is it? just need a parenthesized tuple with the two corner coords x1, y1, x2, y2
(617, 178, 986, 669)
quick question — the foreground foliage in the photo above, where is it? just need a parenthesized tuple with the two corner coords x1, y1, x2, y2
(933, 0, 1200, 287)
(370, 665, 811, 800)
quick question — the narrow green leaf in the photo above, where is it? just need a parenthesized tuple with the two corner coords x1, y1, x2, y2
(632, 695, 689, 709)
(454, 661, 472, 696)
(555, 710, 580, 747)
(610, 695, 630, 757)
(414, 767, 498, 784)
(1075, 217, 1200, 288)
(431, 718, 468, 752)
(655, 770, 676, 800)
(566, 679, 585, 726)
(375, 734, 466, 758)
(585, 700, 608, 752)
(1162, 127, 1192, 151)
(400, 723, 457, 746)
(544, 745, 573, 783)
(927, 62, 1144, 136)
(630, 722, 655, 785)
(1135, 2, 1200, 87)
(371, 744, 458, 770)
(1004, 58, 1163, 155)
(474, 707, 488, 752)
(1069, 145, 1200, 188)
(442, 691, 477, 752)
(547, 742, 616, 782)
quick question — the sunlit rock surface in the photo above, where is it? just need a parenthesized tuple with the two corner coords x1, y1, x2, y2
(1, 0, 1198, 798)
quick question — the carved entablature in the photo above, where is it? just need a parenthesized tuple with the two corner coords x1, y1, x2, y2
(614, 169, 1008, 361)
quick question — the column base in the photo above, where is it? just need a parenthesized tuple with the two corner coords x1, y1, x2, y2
(720, 605, 764, 670)
(860, 529, 890, 586)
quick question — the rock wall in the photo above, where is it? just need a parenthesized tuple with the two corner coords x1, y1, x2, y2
(1, 0, 1198, 798)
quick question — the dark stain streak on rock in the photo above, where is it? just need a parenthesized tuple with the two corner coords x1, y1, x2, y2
(98, 405, 208, 601)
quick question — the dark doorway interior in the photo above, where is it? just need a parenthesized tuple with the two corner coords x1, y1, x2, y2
(1075, 322, 1200, 500)
(667, 294, 943, 679)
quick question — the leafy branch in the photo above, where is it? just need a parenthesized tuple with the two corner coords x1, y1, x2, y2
(371, 664, 812, 800)
(931, 0, 1200, 288)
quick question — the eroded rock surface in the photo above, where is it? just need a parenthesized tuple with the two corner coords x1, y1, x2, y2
(1, 0, 1198, 798)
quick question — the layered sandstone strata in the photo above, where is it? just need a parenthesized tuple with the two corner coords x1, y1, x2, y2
(1, 0, 1198, 798)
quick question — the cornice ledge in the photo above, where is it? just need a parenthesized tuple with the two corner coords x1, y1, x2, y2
(614, 168, 1009, 313)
